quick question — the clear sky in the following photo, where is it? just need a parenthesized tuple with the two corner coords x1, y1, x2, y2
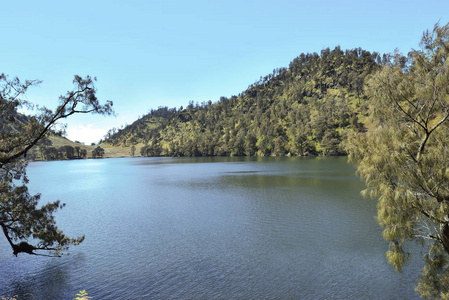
(2, 0, 449, 144)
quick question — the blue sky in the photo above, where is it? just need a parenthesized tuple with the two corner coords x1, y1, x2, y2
(2, 0, 449, 144)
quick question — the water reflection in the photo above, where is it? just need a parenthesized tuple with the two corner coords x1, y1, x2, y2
(0, 157, 421, 299)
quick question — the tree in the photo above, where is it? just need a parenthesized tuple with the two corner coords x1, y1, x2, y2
(92, 146, 105, 158)
(60, 145, 75, 159)
(130, 145, 136, 157)
(347, 23, 449, 298)
(0, 74, 113, 256)
(37, 136, 52, 160)
(74, 146, 81, 158)
(42, 146, 59, 160)
(80, 149, 87, 159)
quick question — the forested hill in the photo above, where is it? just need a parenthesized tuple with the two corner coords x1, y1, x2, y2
(102, 47, 383, 157)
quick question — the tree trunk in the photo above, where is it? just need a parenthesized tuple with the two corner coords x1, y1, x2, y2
(441, 222, 449, 254)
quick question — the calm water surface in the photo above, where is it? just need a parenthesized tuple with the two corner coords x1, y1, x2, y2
(0, 157, 422, 299)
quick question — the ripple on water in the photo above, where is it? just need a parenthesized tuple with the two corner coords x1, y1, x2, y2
(0, 157, 422, 299)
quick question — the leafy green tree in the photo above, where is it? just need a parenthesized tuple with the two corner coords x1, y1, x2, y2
(92, 146, 105, 158)
(0, 74, 113, 256)
(37, 137, 52, 160)
(244, 132, 257, 156)
(80, 149, 87, 159)
(347, 23, 449, 298)
(61, 145, 75, 159)
(321, 130, 343, 156)
(42, 146, 59, 160)
(74, 146, 81, 158)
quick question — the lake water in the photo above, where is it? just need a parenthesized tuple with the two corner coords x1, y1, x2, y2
(0, 157, 422, 299)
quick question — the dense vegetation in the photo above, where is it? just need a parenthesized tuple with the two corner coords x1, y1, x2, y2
(27, 136, 84, 160)
(102, 47, 383, 157)
(348, 23, 449, 298)
(24, 134, 106, 161)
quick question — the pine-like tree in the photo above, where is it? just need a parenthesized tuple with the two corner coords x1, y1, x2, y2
(347, 22, 449, 298)
(0, 74, 113, 256)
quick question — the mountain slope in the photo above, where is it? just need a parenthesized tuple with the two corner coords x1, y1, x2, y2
(103, 47, 383, 157)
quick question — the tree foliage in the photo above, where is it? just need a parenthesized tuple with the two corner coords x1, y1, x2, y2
(27, 137, 96, 161)
(103, 47, 381, 157)
(0, 74, 113, 256)
(347, 22, 449, 298)
(92, 146, 105, 158)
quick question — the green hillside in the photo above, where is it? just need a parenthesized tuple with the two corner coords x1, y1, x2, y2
(12, 116, 138, 160)
(102, 47, 383, 157)
(26, 134, 141, 160)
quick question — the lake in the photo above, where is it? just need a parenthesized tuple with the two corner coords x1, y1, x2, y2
(0, 157, 422, 299)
